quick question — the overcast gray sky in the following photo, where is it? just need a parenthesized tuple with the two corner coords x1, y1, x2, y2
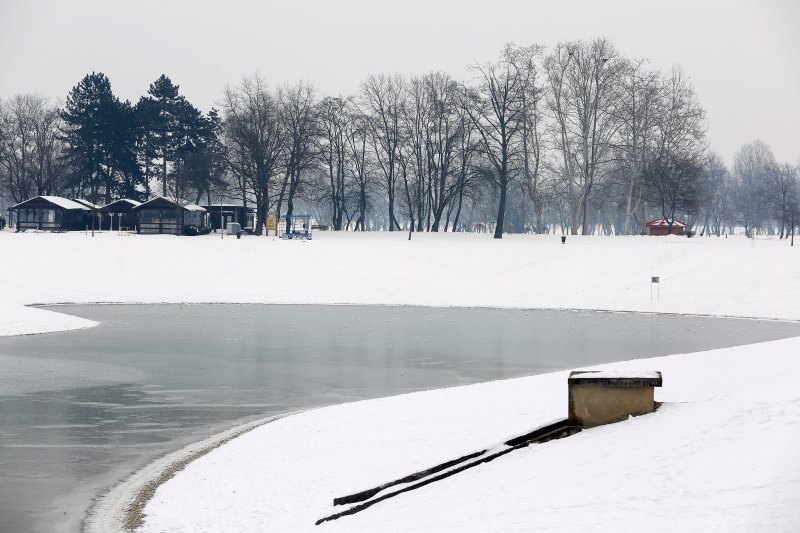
(1, 0, 798, 164)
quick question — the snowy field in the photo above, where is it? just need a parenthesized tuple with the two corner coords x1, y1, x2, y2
(1, 230, 798, 337)
(1, 229, 798, 532)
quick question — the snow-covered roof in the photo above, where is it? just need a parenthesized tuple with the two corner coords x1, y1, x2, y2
(202, 204, 254, 209)
(9, 196, 90, 211)
(569, 370, 663, 387)
(134, 197, 207, 212)
(101, 198, 142, 209)
(570, 370, 663, 380)
(645, 218, 687, 228)
(72, 198, 101, 210)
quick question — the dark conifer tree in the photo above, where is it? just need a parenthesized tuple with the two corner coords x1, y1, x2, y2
(143, 75, 185, 197)
(175, 108, 226, 204)
(107, 101, 144, 201)
(140, 74, 217, 232)
(134, 96, 160, 200)
(60, 72, 116, 202)
(60, 72, 141, 203)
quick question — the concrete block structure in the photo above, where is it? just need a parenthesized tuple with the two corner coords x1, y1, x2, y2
(568, 370, 662, 428)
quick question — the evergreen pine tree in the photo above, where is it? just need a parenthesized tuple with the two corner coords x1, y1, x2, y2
(60, 72, 116, 202)
(60, 72, 140, 203)
(134, 96, 160, 200)
(144, 74, 184, 197)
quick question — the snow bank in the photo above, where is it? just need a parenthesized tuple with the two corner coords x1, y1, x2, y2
(1, 230, 798, 338)
(138, 336, 800, 532)
(0, 303, 97, 336)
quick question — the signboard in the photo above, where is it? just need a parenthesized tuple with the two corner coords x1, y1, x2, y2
(651, 276, 660, 300)
(266, 213, 277, 232)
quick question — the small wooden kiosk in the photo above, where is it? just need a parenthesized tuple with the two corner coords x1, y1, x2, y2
(7, 196, 92, 231)
(100, 199, 142, 231)
(645, 219, 687, 236)
(133, 197, 207, 234)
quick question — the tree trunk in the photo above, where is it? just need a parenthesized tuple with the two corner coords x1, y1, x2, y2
(571, 201, 580, 235)
(388, 190, 399, 231)
(254, 197, 266, 235)
(580, 194, 590, 235)
(494, 180, 507, 239)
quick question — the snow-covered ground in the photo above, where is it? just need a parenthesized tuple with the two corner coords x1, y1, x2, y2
(137, 337, 800, 532)
(1, 229, 798, 531)
(1, 230, 798, 338)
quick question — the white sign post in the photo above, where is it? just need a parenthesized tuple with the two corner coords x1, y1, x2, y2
(651, 276, 660, 300)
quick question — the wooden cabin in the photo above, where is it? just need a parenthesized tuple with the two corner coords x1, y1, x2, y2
(7, 196, 92, 231)
(100, 199, 142, 231)
(133, 197, 207, 234)
(202, 204, 256, 232)
(645, 218, 687, 236)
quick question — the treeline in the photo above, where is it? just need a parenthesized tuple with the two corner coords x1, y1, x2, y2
(0, 74, 223, 208)
(1, 38, 797, 237)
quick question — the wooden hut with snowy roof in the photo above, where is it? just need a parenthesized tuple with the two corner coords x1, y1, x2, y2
(6, 196, 92, 231)
(100, 199, 142, 231)
(133, 197, 207, 234)
(645, 218, 688, 236)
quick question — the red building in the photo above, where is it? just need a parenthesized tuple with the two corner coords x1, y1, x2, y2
(645, 218, 687, 236)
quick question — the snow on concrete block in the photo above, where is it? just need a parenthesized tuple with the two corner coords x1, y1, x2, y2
(568, 370, 662, 428)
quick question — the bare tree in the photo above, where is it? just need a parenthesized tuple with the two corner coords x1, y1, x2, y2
(221, 74, 283, 235)
(396, 127, 422, 239)
(465, 52, 528, 238)
(0, 94, 69, 204)
(642, 68, 706, 233)
(764, 162, 799, 238)
(422, 72, 463, 231)
(361, 74, 405, 231)
(447, 86, 478, 232)
(0, 95, 35, 203)
(613, 59, 662, 234)
(402, 75, 431, 232)
(698, 152, 732, 236)
(277, 82, 317, 235)
(545, 38, 622, 234)
(732, 140, 775, 237)
(0, 96, 35, 202)
(504, 44, 547, 234)
(317, 96, 350, 230)
(347, 109, 375, 231)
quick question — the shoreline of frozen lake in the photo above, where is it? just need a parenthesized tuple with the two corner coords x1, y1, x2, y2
(7, 304, 799, 532)
(113, 334, 800, 533)
(1, 231, 798, 340)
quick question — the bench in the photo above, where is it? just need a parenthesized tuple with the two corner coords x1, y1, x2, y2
(568, 370, 662, 427)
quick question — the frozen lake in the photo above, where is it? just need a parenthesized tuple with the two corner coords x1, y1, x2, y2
(1, 304, 799, 533)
